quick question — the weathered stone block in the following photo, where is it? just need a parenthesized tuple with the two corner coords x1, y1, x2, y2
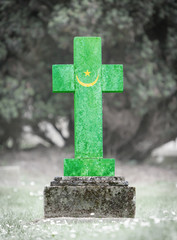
(44, 177, 136, 218)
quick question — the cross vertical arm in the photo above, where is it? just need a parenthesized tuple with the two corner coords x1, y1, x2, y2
(52, 64, 75, 93)
(102, 64, 123, 92)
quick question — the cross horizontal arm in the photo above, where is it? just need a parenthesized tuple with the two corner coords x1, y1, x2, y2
(52, 64, 75, 93)
(102, 64, 123, 93)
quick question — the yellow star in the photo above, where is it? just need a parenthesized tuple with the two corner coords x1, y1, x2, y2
(84, 70, 91, 76)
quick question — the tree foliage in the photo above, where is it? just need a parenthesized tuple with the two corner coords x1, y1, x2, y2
(0, 0, 177, 160)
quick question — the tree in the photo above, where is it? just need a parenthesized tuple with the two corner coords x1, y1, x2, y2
(0, 0, 176, 160)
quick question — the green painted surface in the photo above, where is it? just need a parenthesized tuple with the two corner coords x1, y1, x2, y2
(52, 65, 74, 93)
(102, 64, 123, 92)
(74, 37, 103, 159)
(64, 158, 115, 176)
(52, 37, 123, 176)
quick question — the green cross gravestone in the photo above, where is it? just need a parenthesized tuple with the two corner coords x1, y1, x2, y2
(52, 37, 123, 176)
(44, 37, 135, 218)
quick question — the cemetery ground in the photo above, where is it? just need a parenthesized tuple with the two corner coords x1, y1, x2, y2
(0, 147, 177, 240)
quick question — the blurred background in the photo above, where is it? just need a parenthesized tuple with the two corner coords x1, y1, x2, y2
(0, 0, 177, 163)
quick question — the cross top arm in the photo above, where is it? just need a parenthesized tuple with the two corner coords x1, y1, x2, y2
(52, 64, 123, 93)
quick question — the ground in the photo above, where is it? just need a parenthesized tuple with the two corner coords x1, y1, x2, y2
(0, 147, 177, 240)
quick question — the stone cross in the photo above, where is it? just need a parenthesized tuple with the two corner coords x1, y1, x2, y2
(52, 37, 123, 176)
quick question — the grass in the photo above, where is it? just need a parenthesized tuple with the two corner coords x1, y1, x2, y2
(0, 180, 177, 240)
(0, 148, 177, 240)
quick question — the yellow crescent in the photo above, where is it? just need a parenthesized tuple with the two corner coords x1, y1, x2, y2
(76, 75, 99, 87)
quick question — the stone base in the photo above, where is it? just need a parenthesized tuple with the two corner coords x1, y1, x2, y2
(44, 177, 136, 218)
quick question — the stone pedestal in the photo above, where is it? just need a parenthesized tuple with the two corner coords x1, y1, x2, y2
(44, 177, 136, 218)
